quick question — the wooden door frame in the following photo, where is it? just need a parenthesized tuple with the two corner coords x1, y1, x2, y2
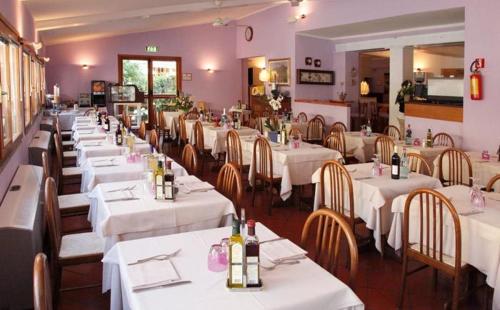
(117, 54, 182, 127)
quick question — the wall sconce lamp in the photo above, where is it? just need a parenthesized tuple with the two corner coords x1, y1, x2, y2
(82, 64, 89, 70)
(288, 14, 306, 24)
(360, 80, 370, 96)
(42, 57, 50, 63)
(206, 68, 214, 73)
(259, 68, 270, 82)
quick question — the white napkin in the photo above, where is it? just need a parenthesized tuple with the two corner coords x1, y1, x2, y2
(181, 182, 214, 193)
(78, 130, 95, 135)
(261, 239, 307, 262)
(127, 259, 181, 291)
(82, 141, 102, 147)
(92, 159, 116, 167)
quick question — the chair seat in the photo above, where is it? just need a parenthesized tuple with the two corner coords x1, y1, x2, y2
(62, 140, 74, 146)
(410, 243, 467, 267)
(58, 193, 90, 215)
(63, 150, 77, 158)
(62, 166, 82, 177)
(59, 232, 104, 260)
(61, 130, 72, 135)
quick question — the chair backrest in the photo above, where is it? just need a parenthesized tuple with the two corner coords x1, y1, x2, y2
(193, 120, 205, 153)
(196, 101, 207, 111)
(407, 153, 432, 176)
(288, 126, 303, 138)
(247, 116, 257, 129)
(83, 108, 95, 116)
(403, 188, 462, 274)
(438, 148, 473, 187)
(138, 121, 146, 140)
(252, 136, 274, 180)
(328, 122, 347, 134)
(314, 114, 326, 126)
(181, 144, 199, 175)
(486, 174, 500, 192)
(300, 208, 358, 289)
(54, 117, 63, 145)
(44, 177, 63, 261)
(359, 97, 377, 120)
(33, 253, 53, 310)
(42, 151, 50, 181)
(157, 110, 166, 130)
(374, 135, 395, 165)
(178, 115, 187, 142)
(383, 125, 401, 140)
(226, 130, 243, 172)
(53, 133, 63, 187)
(216, 163, 243, 209)
(433, 132, 455, 147)
(149, 129, 159, 152)
(123, 115, 131, 129)
(307, 117, 324, 141)
(319, 160, 355, 227)
(297, 112, 308, 123)
(323, 134, 345, 158)
(186, 110, 198, 120)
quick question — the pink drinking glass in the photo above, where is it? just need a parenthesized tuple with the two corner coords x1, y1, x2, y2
(207, 244, 227, 272)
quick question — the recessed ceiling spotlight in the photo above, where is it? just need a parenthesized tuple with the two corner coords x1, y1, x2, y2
(289, 0, 303, 7)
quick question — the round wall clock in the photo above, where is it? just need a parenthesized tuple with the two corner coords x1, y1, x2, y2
(245, 26, 253, 42)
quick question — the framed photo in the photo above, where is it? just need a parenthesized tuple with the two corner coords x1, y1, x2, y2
(182, 73, 192, 81)
(268, 58, 291, 85)
(297, 69, 335, 85)
(314, 59, 322, 67)
(305, 57, 312, 66)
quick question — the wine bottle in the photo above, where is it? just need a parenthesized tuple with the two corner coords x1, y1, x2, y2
(400, 147, 409, 179)
(155, 160, 164, 200)
(97, 112, 102, 125)
(105, 116, 110, 132)
(426, 129, 433, 147)
(391, 146, 400, 179)
(245, 220, 260, 287)
(164, 160, 175, 201)
(228, 219, 244, 288)
(240, 208, 246, 239)
(115, 124, 123, 146)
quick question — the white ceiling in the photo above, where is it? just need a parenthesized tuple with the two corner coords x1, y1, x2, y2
(22, 0, 285, 45)
(299, 8, 465, 42)
(360, 43, 464, 59)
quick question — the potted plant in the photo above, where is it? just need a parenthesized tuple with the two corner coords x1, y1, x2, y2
(264, 95, 284, 142)
(169, 93, 194, 113)
(395, 80, 414, 113)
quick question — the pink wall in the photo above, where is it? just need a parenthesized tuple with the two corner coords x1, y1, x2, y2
(0, 0, 40, 199)
(295, 35, 335, 100)
(45, 24, 242, 111)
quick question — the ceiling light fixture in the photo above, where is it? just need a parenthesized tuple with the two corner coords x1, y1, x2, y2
(289, 0, 303, 7)
(82, 64, 89, 70)
(288, 14, 306, 23)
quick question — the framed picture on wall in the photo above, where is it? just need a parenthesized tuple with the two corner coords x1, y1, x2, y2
(297, 69, 335, 85)
(182, 73, 192, 81)
(268, 58, 291, 85)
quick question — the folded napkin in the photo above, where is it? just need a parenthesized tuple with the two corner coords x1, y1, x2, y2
(78, 130, 95, 135)
(92, 159, 116, 167)
(181, 182, 214, 194)
(127, 259, 181, 291)
(261, 239, 307, 262)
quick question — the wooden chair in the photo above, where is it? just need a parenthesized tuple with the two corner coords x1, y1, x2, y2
(306, 117, 324, 144)
(216, 163, 243, 211)
(54, 116, 72, 143)
(186, 110, 199, 120)
(407, 153, 432, 176)
(374, 135, 395, 165)
(358, 97, 378, 122)
(178, 115, 188, 155)
(226, 130, 244, 173)
(42, 151, 89, 217)
(247, 116, 257, 130)
(83, 108, 96, 116)
(44, 177, 103, 296)
(318, 160, 365, 237)
(323, 134, 343, 155)
(53, 133, 82, 194)
(314, 114, 326, 126)
(438, 148, 473, 187)
(383, 125, 401, 140)
(399, 188, 469, 310)
(288, 126, 303, 138)
(149, 129, 159, 152)
(433, 132, 455, 147)
(297, 112, 308, 123)
(138, 121, 146, 140)
(251, 137, 282, 215)
(33, 253, 53, 310)
(156, 110, 167, 142)
(328, 122, 347, 134)
(123, 114, 132, 129)
(193, 120, 213, 174)
(181, 144, 199, 175)
(300, 209, 358, 289)
(485, 174, 500, 192)
(55, 117, 76, 157)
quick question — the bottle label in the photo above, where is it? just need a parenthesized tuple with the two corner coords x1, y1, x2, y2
(230, 265, 243, 285)
(155, 175, 163, 200)
(231, 243, 243, 263)
(392, 165, 399, 175)
(246, 256, 259, 285)
(165, 181, 174, 199)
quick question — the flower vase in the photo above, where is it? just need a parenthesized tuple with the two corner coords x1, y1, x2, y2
(268, 131, 278, 143)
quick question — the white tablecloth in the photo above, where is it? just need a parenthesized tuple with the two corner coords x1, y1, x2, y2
(387, 185, 500, 309)
(76, 138, 151, 165)
(52, 109, 87, 130)
(344, 132, 384, 163)
(80, 155, 187, 192)
(205, 126, 259, 156)
(396, 141, 448, 174)
(102, 223, 364, 310)
(312, 163, 443, 252)
(162, 111, 182, 140)
(433, 151, 500, 191)
(243, 137, 342, 200)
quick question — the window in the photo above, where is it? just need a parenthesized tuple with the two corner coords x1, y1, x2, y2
(9, 43, 21, 140)
(22, 52, 30, 126)
(0, 39, 11, 146)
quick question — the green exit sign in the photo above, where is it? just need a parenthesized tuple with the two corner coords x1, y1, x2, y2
(145, 45, 159, 53)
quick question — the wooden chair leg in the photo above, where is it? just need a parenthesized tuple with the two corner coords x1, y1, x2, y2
(433, 268, 438, 290)
(268, 182, 273, 216)
(398, 254, 409, 309)
(452, 275, 460, 310)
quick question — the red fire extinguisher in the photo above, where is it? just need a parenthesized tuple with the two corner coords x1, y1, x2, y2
(470, 58, 484, 100)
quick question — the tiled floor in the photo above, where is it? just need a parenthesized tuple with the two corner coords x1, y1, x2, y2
(56, 143, 489, 310)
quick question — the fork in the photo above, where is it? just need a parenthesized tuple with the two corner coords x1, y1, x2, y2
(128, 249, 182, 266)
(261, 260, 300, 270)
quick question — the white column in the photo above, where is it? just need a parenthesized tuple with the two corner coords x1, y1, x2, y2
(389, 46, 413, 131)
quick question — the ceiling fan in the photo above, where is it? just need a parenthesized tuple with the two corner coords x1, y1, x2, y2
(212, 0, 231, 27)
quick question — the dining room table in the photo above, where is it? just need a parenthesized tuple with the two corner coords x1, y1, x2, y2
(52, 108, 92, 130)
(432, 151, 500, 191)
(311, 162, 443, 253)
(387, 185, 500, 309)
(243, 136, 342, 201)
(258, 117, 309, 136)
(395, 141, 448, 174)
(162, 111, 182, 140)
(75, 136, 151, 165)
(80, 155, 187, 192)
(101, 222, 364, 310)
(72, 116, 119, 143)
(343, 131, 385, 163)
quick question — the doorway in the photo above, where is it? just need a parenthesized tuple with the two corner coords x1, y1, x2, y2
(118, 54, 182, 126)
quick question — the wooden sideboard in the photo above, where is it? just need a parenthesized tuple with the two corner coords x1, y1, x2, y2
(249, 95, 291, 117)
